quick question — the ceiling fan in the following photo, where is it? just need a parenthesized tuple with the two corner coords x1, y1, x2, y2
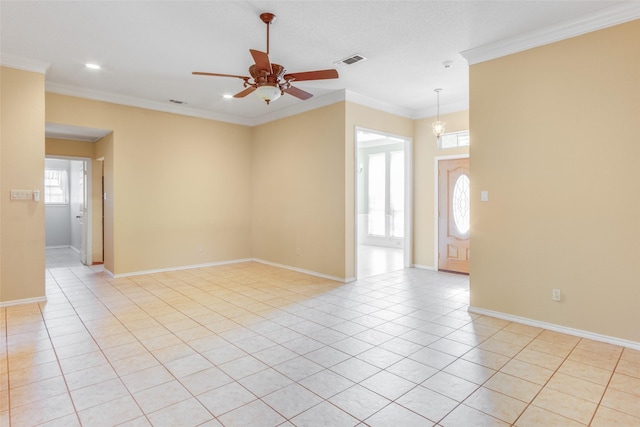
(193, 12, 339, 105)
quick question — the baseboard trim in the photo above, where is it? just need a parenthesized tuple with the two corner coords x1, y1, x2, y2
(45, 245, 71, 249)
(253, 258, 349, 283)
(412, 264, 436, 271)
(0, 296, 47, 308)
(110, 258, 254, 278)
(468, 306, 640, 351)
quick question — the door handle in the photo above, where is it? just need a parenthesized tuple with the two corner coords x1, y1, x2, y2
(76, 215, 82, 219)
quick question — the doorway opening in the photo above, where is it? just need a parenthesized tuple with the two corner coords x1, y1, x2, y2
(356, 128, 412, 279)
(45, 156, 92, 268)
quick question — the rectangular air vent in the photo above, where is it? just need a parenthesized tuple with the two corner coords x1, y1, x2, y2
(335, 53, 367, 66)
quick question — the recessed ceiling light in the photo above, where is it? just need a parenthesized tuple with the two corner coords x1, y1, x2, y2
(85, 63, 101, 70)
(223, 94, 233, 99)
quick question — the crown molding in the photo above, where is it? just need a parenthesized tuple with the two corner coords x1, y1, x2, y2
(461, 2, 640, 65)
(45, 82, 419, 127)
(46, 82, 253, 126)
(413, 99, 469, 120)
(249, 90, 347, 126)
(0, 52, 51, 74)
(345, 90, 416, 119)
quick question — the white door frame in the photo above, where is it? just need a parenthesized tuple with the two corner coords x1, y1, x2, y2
(354, 126, 413, 279)
(45, 155, 93, 265)
(434, 154, 469, 270)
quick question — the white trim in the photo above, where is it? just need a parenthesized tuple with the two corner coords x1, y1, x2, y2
(110, 258, 253, 278)
(253, 258, 351, 283)
(412, 99, 470, 120)
(404, 138, 413, 269)
(434, 154, 470, 270)
(469, 306, 640, 351)
(45, 84, 424, 127)
(460, 3, 640, 65)
(0, 296, 47, 308)
(46, 245, 71, 249)
(346, 90, 415, 119)
(251, 90, 347, 126)
(1, 53, 51, 74)
(46, 82, 253, 126)
(412, 264, 436, 271)
(104, 269, 114, 278)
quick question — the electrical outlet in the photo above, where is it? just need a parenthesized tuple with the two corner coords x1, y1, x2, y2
(199, 245, 204, 253)
(552, 289, 561, 302)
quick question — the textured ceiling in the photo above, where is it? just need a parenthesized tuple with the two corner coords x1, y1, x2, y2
(0, 1, 633, 127)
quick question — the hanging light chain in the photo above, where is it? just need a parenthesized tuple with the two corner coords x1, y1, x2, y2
(432, 88, 446, 139)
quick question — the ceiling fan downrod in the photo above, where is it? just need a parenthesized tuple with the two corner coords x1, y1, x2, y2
(259, 13, 276, 55)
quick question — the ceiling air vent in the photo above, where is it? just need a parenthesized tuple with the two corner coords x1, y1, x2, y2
(335, 53, 367, 66)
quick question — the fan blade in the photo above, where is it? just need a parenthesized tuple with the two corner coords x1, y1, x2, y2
(192, 72, 249, 80)
(284, 69, 338, 82)
(284, 85, 313, 100)
(233, 86, 256, 98)
(250, 49, 272, 74)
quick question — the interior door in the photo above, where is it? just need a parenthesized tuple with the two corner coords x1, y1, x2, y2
(438, 158, 470, 273)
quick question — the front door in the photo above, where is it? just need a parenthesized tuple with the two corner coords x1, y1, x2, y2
(438, 158, 470, 273)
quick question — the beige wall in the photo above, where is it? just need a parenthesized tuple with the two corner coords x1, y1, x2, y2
(252, 103, 347, 278)
(45, 137, 104, 263)
(0, 67, 46, 303)
(470, 21, 640, 342)
(345, 103, 415, 278)
(413, 111, 469, 269)
(46, 93, 253, 275)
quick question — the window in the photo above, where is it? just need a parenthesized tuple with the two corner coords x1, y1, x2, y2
(367, 153, 386, 236)
(452, 174, 470, 235)
(44, 169, 69, 204)
(366, 150, 404, 239)
(439, 130, 470, 149)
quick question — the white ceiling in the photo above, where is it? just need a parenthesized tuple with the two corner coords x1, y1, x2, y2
(1, 1, 636, 128)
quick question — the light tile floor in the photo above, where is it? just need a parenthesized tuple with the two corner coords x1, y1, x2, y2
(357, 245, 404, 279)
(1, 262, 639, 426)
(45, 247, 84, 269)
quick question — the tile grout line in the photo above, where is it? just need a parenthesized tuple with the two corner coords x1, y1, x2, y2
(67, 267, 220, 425)
(507, 330, 578, 426)
(36, 273, 83, 426)
(586, 347, 624, 426)
(2, 306, 10, 427)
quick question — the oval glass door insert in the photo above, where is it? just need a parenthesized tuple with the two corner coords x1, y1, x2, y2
(453, 174, 470, 234)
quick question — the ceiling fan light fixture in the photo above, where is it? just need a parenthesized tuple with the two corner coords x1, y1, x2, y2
(255, 84, 281, 104)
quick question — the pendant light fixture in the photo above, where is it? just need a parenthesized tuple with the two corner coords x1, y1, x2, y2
(432, 88, 446, 142)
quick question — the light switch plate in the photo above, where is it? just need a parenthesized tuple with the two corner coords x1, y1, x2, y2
(481, 191, 489, 202)
(10, 190, 33, 200)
